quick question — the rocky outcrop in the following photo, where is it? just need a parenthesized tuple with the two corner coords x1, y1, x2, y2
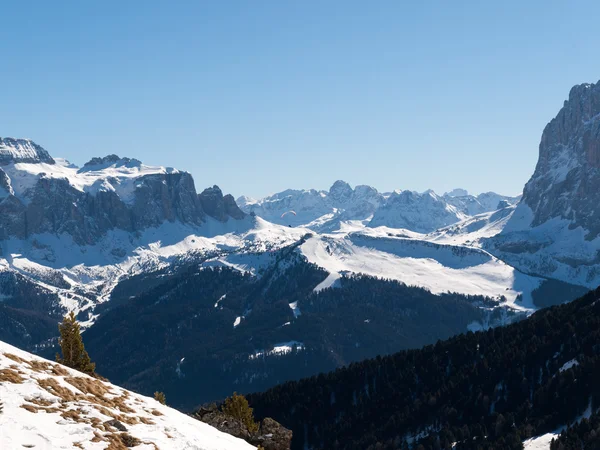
(251, 417, 293, 450)
(199, 186, 247, 222)
(517, 81, 600, 237)
(0, 142, 246, 244)
(194, 405, 292, 450)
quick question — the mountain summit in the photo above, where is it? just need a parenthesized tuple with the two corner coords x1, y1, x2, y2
(0, 137, 55, 165)
(490, 80, 600, 287)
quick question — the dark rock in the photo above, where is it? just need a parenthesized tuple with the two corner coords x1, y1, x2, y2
(199, 185, 246, 222)
(194, 406, 252, 441)
(104, 419, 128, 432)
(250, 417, 293, 450)
(194, 405, 292, 450)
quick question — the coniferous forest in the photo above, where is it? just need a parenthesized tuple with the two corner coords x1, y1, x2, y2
(247, 288, 600, 450)
(78, 255, 495, 409)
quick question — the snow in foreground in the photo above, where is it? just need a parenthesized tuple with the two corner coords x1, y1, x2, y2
(0, 341, 254, 450)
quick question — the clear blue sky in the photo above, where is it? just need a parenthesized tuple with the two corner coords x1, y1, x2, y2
(2, 1, 600, 199)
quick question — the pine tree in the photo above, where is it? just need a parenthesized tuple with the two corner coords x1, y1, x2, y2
(222, 392, 259, 433)
(56, 311, 96, 376)
(154, 391, 166, 405)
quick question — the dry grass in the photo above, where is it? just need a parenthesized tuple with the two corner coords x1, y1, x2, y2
(74, 443, 84, 449)
(20, 404, 61, 414)
(105, 433, 142, 449)
(61, 408, 83, 422)
(26, 396, 55, 407)
(151, 409, 163, 416)
(3, 352, 69, 376)
(3, 352, 26, 363)
(139, 416, 155, 425)
(38, 377, 79, 402)
(0, 368, 25, 383)
(65, 376, 136, 414)
(30, 359, 69, 376)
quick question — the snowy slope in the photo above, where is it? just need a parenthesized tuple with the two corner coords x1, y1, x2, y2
(299, 228, 544, 312)
(0, 340, 254, 449)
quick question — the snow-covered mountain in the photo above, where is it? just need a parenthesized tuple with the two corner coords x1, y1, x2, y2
(368, 190, 468, 232)
(487, 80, 600, 288)
(238, 180, 384, 230)
(443, 189, 521, 216)
(238, 182, 519, 233)
(0, 340, 253, 449)
(0, 138, 245, 245)
(0, 133, 577, 354)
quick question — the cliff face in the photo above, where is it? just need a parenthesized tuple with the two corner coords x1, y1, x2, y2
(519, 81, 600, 237)
(488, 80, 600, 287)
(0, 140, 245, 244)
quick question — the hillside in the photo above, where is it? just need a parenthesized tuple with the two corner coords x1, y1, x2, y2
(0, 340, 254, 449)
(247, 287, 600, 450)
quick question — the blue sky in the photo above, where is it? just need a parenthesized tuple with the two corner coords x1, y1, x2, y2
(2, 1, 600, 199)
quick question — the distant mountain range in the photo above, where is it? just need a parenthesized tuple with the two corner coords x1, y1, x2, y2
(238, 181, 520, 233)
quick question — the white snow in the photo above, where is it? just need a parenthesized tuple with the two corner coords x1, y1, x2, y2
(288, 301, 301, 318)
(233, 316, 242, 328)
(559, 358, 579, 373)
(0, 340, 253, 450)
(523, 433, 559, 450)
(300, 231, 543, 310)
(2, 157, 179, 205)
(249, 341, 305, 360)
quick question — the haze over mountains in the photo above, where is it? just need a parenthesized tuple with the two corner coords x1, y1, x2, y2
(1, 80, 600, 418)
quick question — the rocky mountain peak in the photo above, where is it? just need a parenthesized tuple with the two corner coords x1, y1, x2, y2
(517, 79, 600, 236)
(199, 185, 247, 222)
(0, 138, 55, 165)
(80, 154, 142, 172)
(329, 180, 353, 202)
(444, 188, 469, 197)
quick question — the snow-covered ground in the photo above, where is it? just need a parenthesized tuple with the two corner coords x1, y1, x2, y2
(0, 206, 549, 331)
(0, 340, 254, 449)
(299, 229, 544, 311)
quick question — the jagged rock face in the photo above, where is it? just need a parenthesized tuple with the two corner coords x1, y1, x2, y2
(520, 81, 600, 237)
(485, 80, 600, 288)
(329, 180, 353, 203)
(0, 138, 55, 165)
(199, 186, 247, 222)
(0, 141, 245, 244)
(131, 172, 205, 228)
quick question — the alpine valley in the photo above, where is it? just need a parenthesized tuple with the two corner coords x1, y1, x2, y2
(1, 80, 600, 418)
